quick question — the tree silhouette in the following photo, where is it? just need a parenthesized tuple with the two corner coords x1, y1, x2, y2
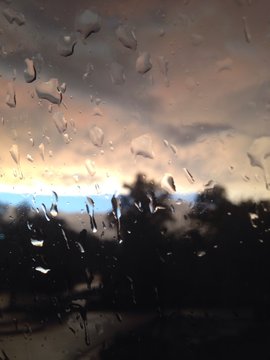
(105, 174, 174, 307)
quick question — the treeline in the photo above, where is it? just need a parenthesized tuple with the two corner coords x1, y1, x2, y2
(0, 174, 270, 313)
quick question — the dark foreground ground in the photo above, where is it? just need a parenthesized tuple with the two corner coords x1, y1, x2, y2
(99, 308, 270, 360)
(1, 307, 270, 360)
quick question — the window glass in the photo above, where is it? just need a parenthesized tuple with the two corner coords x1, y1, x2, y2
(0, 0, 270, 358)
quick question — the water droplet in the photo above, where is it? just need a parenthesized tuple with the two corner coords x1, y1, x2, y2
(35, 266, 50, 274)
(216, 57, 233, 72)
(2, 7, 25, 25)
(111, 195, 121, 241)
(26, 154, 34, 162)
(39, 143, 45, 161)
(115, 312, 122, 322)
(63, 133, 71, 144)
(136, 52, 152, 74)
(86, 198, 97, 233)
(60, 226, 70, 249)
(169, 143, 177, 154)
(12, 68, 16, 81)
(92, 106, 103, 117)
(50, 191, 58, 217)
(183, 168, 195, 183)
(76, 241, 85, 253)
(130, 134, 154, 159)
(52, 111, 67, 133)
(9, 144, 20, 164)
(247, 137, 270, 190)
(6, 82, 16, 108)
(249, 212, 259, 228)
(24, 58, 36, 83)
(31, 239, 44, 247)
(147, 193, 165, 213)
(35, 79, 62, 104)
(41, 203, 50, 221)
(242, 16, 251, 43)
(163, 139, 169, 147)
(85, 159, 96, 176)
(88, 126, 104, 146)
(111, 195, 121, 220)
(161, 173, 176, 193)
(116, 25, 137, 50)
(57, 32, 77, 56)
(110, 62, 125, 85)
(196, 250, 206, 257)
(75, 9, 101, 38)
(157, 56, 169, 85)
(134, 201, 143, 212)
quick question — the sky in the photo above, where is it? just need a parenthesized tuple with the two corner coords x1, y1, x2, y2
(1, 0, 270, 206)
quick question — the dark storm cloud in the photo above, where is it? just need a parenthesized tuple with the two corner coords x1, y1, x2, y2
(163, 122, 233, 146)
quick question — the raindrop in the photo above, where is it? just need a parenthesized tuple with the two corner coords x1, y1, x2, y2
(92, 106, 103, 116)
(216, 57, 233, 72)
(247, 137, 270, 190)
(88, 126, 104, 146)
(110, 62, 125, 85)
(39, 143, 45, 161)
(26, 154, 34, 162)
(76, 242, 85, 253)
(163, 139, 169, 147)
(53, 111, 67, 133)
(85, 159, 96, 176)
(75, 9, 101, 38)
(41, 203, 50, 221)
(35, 79, 62, 104)
(57, 32, 77, 56)
(35, 266, 50, 274)
(116, 25, 137, 50)
(24, 58, 36, 83)
(111, 195, 121, 241)
(147, 193, 165, 213)
(204, 179, 215, 188)
(157, 56, 169, 85)
(170, 143, 177, 154)
(196, 250, 206, 257)
(130, 134, 154, 159)
(60, 226, 70, 249)
(2, 7, 25, 25)
(183, 168, 195, 183)
(59, 82, 67, 93)
(242, 16, 251, 43)
(83, 62, 94, 80)
(9, 144, 20, 164)
(161, 173, 176, 193)
(115, 313, 123, 322)
(63, 133, 71, 144)
(134, 201, 143, 212)
(31, 239, 44, 247)
(50, 191, 58, 217)
(136, 52, 152, 74)
(111, 195, 121, 220)
(86, 198, 97, 233)
(249, 212, 259, 228)
(159, 28, 165, 37)
(6, 82, 16, 108)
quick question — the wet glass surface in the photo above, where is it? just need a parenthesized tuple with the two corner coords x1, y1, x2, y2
(1, 0, 270, 358)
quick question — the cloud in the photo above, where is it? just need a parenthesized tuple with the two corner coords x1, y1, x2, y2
(1, 0, 270, 202)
